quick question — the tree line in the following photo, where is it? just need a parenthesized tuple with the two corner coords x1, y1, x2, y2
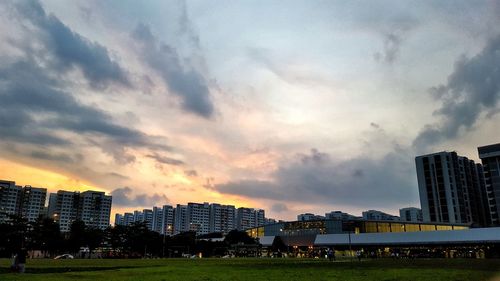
(0, 215, 260, 258)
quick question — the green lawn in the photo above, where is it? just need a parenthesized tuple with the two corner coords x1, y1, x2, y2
(1, 258, 499, 281)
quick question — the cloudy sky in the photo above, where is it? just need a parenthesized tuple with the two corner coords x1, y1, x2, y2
(1, 0, 499, 220)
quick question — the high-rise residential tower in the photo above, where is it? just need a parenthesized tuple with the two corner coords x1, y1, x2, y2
(416, 151, 489, 225)
(210, 203, 236, 234)
(236, 207, 265, 230)
(174, 204, 188, 234)
(478, 143, 500, 226)
(20, 186, 47, 222)
(161, 205, 174, 235)
(48, 190, 112, 231)
(187, 202, 210, 235)
(0, 180, 46, 222)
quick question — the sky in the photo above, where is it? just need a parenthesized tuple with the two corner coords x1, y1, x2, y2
(0, 0, 499, 221)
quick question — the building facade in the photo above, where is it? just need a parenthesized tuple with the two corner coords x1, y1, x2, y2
(210, 203, 236, 234)
(416, 151, 490, 226)
(297, 213, 325, 221)
(0, 180, 47, 222)
(325, 211, 358, 220)
(478, 143, 500, 226)
(48, 190, 112, 232)
(152, 206, 163, 233)
(187, 202, 211, 235)
(399, 207, 423, 222)
(142, 209, 154, 230)
(79, 191, 112, 230)
(174, 204, 188, 234)
(123, 212, 134, 225)
(247, 218, 469, 239)
(362, 210, 399, 221)
(236, 207, 265, 230)
(161, 205, 175, 235)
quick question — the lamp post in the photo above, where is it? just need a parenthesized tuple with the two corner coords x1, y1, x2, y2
(346, 221, 354, 263)
(348, 228, 352, 262)
(162, 232, 166, 258)
(163, 225, 172, 258)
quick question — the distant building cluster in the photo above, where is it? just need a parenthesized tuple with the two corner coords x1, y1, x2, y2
(0, 179, 112, 232)
(362, 210, 400, 221)
(297, 209, 422, 223)
(115, 203, 273, 235)
(2, 142, 500, 238)
(416, 143, 500, 227)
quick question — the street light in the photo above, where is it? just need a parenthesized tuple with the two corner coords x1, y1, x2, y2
(345, 221, 354, 263)
(163, 225, 172, 258)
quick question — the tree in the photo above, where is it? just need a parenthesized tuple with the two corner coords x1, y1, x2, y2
(68, 220, 87, 254)
(86, 227, 104, 258)
(271, 236, 287, 253)
(124, 222, 152, 257)
(224, 230, 257, 245)
(0, 215, 29, 257)
(108, 225, 127, 254)
(30, 217, 62, 257)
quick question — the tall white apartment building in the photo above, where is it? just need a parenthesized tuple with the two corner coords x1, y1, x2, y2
(161, 205, 174, 235)
(143, 209, 153, 230)
(0, 180, 46, 222)
(0, 180, 20, 221)
(123, 212, 134, 225)
(79, 191, 112, 229)
(236, 207, 265, 230)
(152, 207, 163, 232)
(416, 151, 490, 225)
(174, 204, 188, 234)
(20, 186, 47, 222)
(187, 202, 210, 235)
(51, 191, 80, 232)
(48, 190, 112, 232)
(133, 210, 144, 222)
(210, 203, 236, 234)
(478, 143, 500, 226)
(115, 213, 124, 225)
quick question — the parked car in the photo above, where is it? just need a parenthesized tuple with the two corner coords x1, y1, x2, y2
(54, 254, 74, 259)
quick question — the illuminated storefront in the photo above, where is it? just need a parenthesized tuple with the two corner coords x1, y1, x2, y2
(247, 219, 469, 238)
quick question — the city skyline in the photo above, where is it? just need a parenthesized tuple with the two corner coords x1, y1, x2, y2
(1, 1, 500, 221)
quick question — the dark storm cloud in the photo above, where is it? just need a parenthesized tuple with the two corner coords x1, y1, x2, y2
(146, 154, 185, 166)
(0, 109, 69, 146)
(0, 2, 172, 167)
(271, 203, 289, 213)
(372, 19, 415, 65)
(214, 148, 416, 208)
(29, 150, 81, 163)
(413, 35, 500, 151)
(374, 32, 403, 64)
(106, 172, 130, 180)
(12, 0, 129, 88)
(111, 187, 169, 207)
(132, 23, 214, 118)
(0, 60, 168, 157)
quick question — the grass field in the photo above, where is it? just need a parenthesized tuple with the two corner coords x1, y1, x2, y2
(1, 258, 500, 281)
